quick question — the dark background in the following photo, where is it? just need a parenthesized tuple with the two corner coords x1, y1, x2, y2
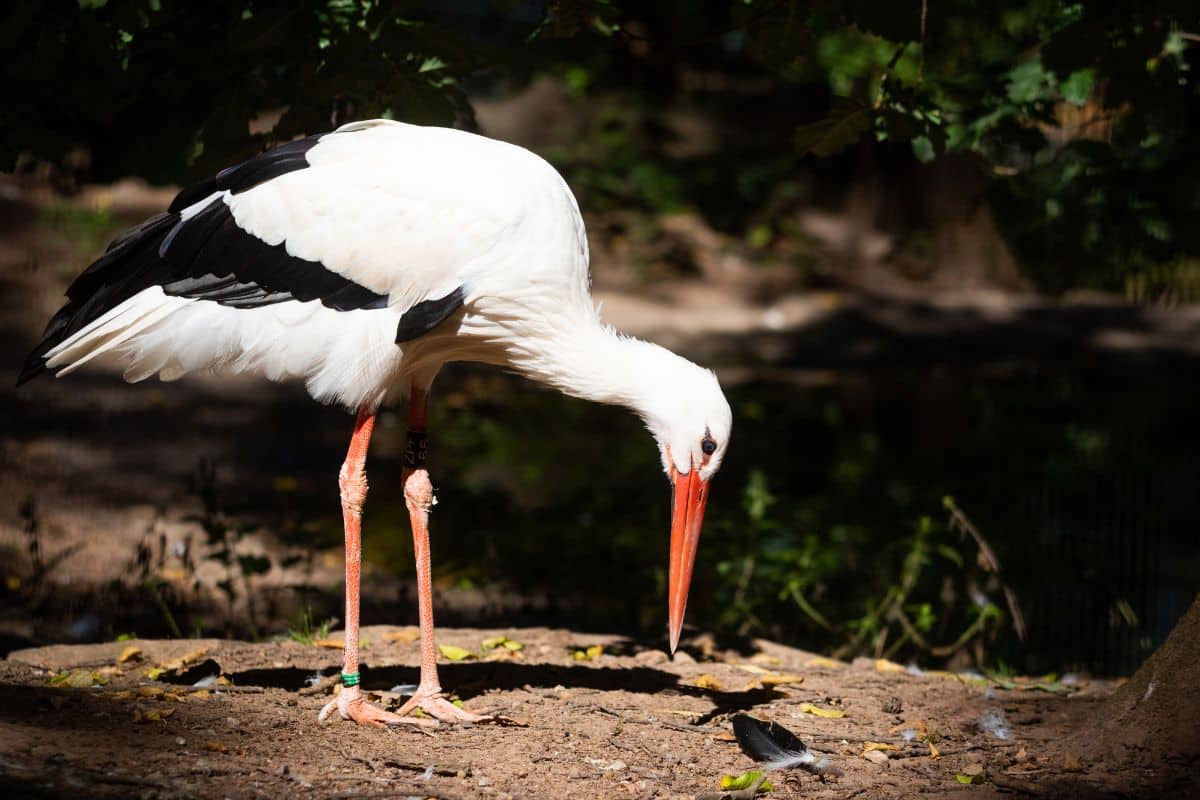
(2, 0, 1199, 678)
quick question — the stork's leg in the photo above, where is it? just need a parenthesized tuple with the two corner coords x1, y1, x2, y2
(393, 387, 491, 723)
(319, 408, 432, 728)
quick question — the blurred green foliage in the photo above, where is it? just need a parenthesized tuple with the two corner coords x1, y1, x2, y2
(6, 1, 1199, 294)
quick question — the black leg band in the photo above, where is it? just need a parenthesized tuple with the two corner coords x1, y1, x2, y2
(403, 431, 428, 469)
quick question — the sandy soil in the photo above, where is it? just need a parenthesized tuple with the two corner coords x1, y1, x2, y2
(2, 626, 1159, 800)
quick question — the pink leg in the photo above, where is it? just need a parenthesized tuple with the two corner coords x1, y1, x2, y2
(319, 408, 432, 728)
(393, 387, 490, 723)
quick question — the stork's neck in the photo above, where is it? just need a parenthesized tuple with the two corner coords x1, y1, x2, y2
(500, 315, 689, 424)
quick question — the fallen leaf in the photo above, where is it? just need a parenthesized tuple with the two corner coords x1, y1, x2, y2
(146, 648, 209, 679)
(481, 635, 524, 652)
(862, 741, 900, 753)
(749, 653, 782, 667)
(132, 707, 176, 724)
(720, 770, 773, 792)
(955, 773, 986, 784)
(863, 749, 889, 764)
(875, 659, 906, 673)
(383, 628, 421, 643)
(805, 656, 844, 669)
(312, 639, 345, 650)
(438, 644, 475, 661)
(735, 664, 771, 675)
(712, 732, 738, 742)
(137, 686, 165, 698)
(191, 689, 211, 699)
(1013, 746, 1029, 763)
(216, 676, 232, 686)
(118, 646, 144, 664)
(572, 644, 604, 661)
(693, 674, 725, 691)
(758, 673, 805, 687)
(65, 670, 107, 688)
(1063, 752, 1083, 772)
(204, 741, 228, 753)
(928, 740, 941, 760)
(107, 690, 133, 701)
(797, 702, 845, 719)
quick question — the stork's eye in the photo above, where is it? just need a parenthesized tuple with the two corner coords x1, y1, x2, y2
(701, 435, 717, 455)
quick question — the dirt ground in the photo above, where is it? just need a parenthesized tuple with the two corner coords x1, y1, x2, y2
(3, 625, 1169, 800)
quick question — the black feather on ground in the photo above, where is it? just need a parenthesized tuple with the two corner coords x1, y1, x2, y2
(731, 714, 841, 776)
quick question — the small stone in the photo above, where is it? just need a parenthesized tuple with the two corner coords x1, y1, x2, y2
(882, 696, 903, 714)
(863, 749, 889, 765)
(634, 650, 669, 666)
(962, 761, 985, 777)
(1063, 752, 1083, 772)
(175, 737, 186, 746)
(671, 650, 696, 665)
(478, 776, 491, 787)
(607, 760, 626, 772)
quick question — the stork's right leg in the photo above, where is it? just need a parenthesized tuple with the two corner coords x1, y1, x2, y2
(319, 408, 432, 728)
(392, 386, 491, 723)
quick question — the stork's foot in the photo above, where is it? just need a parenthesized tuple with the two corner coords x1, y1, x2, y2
(394, 687, 492, 724)
(319, 685, 436, 728)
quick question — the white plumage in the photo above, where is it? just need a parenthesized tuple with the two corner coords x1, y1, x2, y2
(26, 119, 732, 727)
(42, 120, 599, 412)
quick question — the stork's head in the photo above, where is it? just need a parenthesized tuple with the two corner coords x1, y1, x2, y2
(637, 354, 732, 654)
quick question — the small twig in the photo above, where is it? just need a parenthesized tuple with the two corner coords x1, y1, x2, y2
(298, 674, 339, 696)
(660, 720, 717, 734)
(988, 772, 1046, 796)
(383, 759, 470, 778)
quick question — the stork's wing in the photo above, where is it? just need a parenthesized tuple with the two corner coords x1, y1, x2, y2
(17, 120, 538, 385)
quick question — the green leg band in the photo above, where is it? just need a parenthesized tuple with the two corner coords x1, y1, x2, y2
(341, 671, 360, 688)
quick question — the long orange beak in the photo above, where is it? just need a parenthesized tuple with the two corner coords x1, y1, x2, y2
(668, 464, 709, 654)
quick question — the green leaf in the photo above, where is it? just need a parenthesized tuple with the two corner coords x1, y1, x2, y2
(1060, 69, 1095, 106)
(794, 98, 873, 157)
(911, 135, 936, 163)
(438, 644, 475, 661)
(1006, 59, 1053, 104)
(720, 770, 773, 791)
(956, 773, 986, 784)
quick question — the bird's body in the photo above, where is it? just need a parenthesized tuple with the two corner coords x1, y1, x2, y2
(24, 120, 597, 411)
(22, 120, 732, 727)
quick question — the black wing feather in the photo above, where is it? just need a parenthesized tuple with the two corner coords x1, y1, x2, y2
(17, 132, 392, 386)
(395, 286, 466, 343)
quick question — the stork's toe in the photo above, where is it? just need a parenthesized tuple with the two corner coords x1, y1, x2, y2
(394, 689, 493, 724)
(319, 685, 437, 728)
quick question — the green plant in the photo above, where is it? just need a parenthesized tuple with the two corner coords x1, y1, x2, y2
(288, 606, 335, 645)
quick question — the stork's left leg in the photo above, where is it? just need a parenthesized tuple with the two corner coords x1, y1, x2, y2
(393, 387, 491, 723)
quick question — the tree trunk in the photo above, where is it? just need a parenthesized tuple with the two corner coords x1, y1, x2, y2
(1077, 592, 1200, 790)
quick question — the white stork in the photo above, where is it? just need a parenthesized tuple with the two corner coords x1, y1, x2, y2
(20, 120, 732, 727)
